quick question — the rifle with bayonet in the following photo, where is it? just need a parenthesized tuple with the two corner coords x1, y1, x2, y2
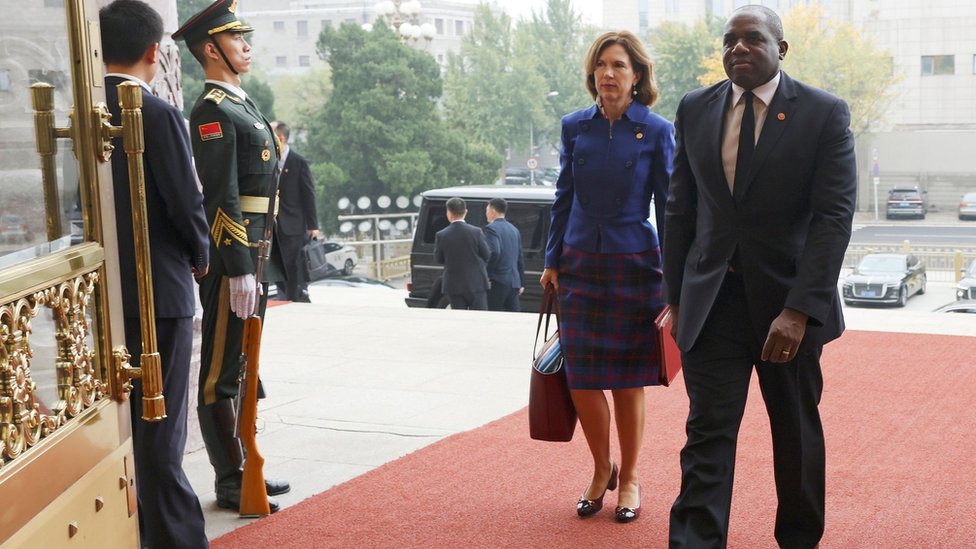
(235, 161, 280, 517)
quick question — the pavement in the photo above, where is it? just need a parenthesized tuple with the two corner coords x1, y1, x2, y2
(184, 279, 973, 541)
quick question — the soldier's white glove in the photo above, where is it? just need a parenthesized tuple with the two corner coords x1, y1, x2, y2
(229, 274, 258, 320)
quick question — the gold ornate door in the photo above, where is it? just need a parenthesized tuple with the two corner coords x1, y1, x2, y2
(0, 1, 161, 546)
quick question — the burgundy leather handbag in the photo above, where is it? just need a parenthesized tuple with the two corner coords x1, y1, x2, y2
(528, 284, 577, 442)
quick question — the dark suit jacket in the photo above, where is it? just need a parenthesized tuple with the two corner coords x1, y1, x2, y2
(484, 218, 524, 289)
(663, 72, 856, 351)
(106, 76, 209, 319)
(276, 148, 318, 236)
(434, 221, 491, 296)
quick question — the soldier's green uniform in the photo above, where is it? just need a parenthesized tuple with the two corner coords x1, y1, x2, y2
(174, 0, 289, 513)
(190, 83, 284, 406)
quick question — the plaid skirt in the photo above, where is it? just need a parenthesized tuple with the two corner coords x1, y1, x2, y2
(557, 244, 665, 390)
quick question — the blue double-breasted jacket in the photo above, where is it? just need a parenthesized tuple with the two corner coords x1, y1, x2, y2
(544, 102, 675, 269)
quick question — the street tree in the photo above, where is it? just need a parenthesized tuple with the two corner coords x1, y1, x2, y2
(647, 17, 723, 122)
(698, 4, 897, 136)
(309, 22, 500, 231)
(513, 0, 596, 149)
(270, 65, 333, 137)
(443, 4, 548, 158)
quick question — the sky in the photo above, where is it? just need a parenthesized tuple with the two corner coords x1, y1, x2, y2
(490, 0, 602, 25)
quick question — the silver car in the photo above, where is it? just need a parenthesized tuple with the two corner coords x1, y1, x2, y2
(956, 259, 976, 300)
(958, 192, 976, 221)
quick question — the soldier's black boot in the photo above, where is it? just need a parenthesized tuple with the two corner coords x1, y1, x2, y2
(198, 399, 287, 512)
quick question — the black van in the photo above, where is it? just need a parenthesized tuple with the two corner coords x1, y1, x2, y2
(405, 185, 555, 313)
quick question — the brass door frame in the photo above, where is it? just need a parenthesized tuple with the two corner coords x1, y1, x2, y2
(0, 0, 159, 544)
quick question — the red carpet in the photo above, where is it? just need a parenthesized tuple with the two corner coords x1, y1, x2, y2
(213, 331, 976, 548)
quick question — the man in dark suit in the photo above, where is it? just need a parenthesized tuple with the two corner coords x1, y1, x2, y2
(434, 197, 491, 310)
(272, 121, 319, 302)
(483, 198, 525, 312)
(174, 0, 289, 514)
(100, 1, 209, 546)
(663, 6, 856, 548)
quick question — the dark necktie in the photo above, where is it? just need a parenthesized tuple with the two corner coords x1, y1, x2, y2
(733, 91, 755, 192)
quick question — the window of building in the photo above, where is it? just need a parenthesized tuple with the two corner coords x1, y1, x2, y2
(436, 53, 444, 65)
(345, 18, 356, 24)
(972, 54, 976, 74)
(664, 0, 678, 13)
(321, 19, 331, 30)
(299, 55, 310, 67)
(276, 56, 287, 67)
(435, 18, 444, 35)
(921, 55, 954, 76)
(273, 21, 285, 32)
(0, 69, 10, 92)
(455, 20, 464, 36)
(297, 20, 308, 37)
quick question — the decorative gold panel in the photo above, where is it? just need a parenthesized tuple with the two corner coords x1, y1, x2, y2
(0, 269, 103, 469)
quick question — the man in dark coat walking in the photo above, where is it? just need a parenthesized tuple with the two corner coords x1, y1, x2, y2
(272, 121, 319, 302)
(434, 197, 491, 310)
(483, 198, 525, 312)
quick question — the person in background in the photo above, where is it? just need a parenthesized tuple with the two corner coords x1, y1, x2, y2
(664, 6, 857, 547)
(483, 198, 525, 312)
(173, 0, 290, 514)
(272, 121, 319, 302)
(100, 1, 209, 546)
(540, 30, 673, 523)
(434, 197, 491, 310)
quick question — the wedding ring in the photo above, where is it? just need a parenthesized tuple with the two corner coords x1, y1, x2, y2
(781, 349, 791, 355)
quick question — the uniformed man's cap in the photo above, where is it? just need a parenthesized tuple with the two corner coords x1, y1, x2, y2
(172, 0, 253, 45)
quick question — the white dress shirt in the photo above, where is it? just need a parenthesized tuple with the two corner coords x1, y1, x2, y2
(722, 71, 781, 192)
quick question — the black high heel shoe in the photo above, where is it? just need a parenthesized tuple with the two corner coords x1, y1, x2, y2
(576, 462, 618, 517)
(614, 484, 641, 523)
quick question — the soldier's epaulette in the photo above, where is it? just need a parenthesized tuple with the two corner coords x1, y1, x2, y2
(204, 88, 227, 104)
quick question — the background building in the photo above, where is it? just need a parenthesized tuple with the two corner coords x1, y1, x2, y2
(603, 0, 976, 212)
(240, 0, 484, 79)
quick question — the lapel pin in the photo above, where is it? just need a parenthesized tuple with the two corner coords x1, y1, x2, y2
(777, 112, 786, 121)
(636, 133, 644, 139)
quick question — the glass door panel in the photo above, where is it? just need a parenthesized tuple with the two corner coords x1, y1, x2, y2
(0, 0, 82, 270)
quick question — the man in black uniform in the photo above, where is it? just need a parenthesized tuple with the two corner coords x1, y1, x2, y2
(174, 0, 289, 513)
(101, 1, 210, 545)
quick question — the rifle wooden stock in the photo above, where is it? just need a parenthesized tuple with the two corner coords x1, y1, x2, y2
(238, 315, 269, 516)
(237, 147, 280, 517)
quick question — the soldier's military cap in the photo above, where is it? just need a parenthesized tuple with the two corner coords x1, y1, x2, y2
(172, 0, 253, 45)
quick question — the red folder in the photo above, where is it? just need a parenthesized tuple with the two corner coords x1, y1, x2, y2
(654, 305, 682, 387)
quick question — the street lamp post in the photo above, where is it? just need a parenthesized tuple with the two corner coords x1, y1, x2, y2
(374, 0, 435, 47)
(528, 91, 559, 184)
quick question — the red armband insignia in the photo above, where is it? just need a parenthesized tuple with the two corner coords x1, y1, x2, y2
(198, 122, 223, 141)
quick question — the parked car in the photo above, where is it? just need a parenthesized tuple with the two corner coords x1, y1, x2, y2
(842, 253, 926, 307)
(955, 259, 976, 300)
(0, 214, 32, 244)
(885, 186, 927, 220)
(312, 275, 393, 289)
(933, 300, 976, 314)
(405, 185, 555, 313)
(321, 241, 357, 275)
(958, 192, 976, 220)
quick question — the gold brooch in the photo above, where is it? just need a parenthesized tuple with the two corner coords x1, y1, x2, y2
(261, 149, 271, 161)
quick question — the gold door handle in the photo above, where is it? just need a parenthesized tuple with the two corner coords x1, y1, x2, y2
(108, 82, 166, 422)
(29, 83, 70, 242)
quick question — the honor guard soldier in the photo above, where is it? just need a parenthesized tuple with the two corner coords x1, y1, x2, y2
(174, 0, 290, 513)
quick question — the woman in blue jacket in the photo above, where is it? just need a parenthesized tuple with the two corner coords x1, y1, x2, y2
(541, 30, 674, 523)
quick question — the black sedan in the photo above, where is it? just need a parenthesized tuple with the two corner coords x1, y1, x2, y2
(842, 253, 927, 307)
